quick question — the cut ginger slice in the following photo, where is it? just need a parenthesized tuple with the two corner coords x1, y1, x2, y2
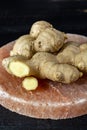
(22, 77, 38, 90)
(9, 61, 30, 77)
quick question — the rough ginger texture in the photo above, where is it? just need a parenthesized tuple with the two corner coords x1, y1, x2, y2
(79, 43, 87, 51)
(56, 41, 87, 72)
(34, 28, 66, 52)
(10, 21, 66, 57)
(30, 20, 53, 38)
(10, 35, 35, 58)
(75, 50, 87, 72)
(2, 52, 82, 84)
(56, 41, 80, 65)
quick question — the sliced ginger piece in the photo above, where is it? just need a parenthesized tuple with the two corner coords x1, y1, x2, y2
(9, 61, 30, 77)
(22, 77, 38, 90)
(2, 55, 30, 77)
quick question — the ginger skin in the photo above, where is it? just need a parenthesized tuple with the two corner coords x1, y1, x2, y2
(10, 35, 35, 58)
(10, 21, 66, 57)
(79, 43, 87, 51)
(34, 28, 66, 52)
(75, 50, 87, 72)
(57, 42, 87, 72)
(2, 52, 82, 84)
(56, 41, 80, 65)
(30, 20, 53, 38)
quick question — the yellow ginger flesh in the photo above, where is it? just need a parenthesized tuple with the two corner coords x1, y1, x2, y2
(22, 77, 38, 91)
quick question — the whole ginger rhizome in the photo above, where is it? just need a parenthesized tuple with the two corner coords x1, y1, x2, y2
(2, 20, 87, 91)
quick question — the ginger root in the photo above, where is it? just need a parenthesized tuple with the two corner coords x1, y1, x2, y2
(3, 21, 87, 85)
(10, 35, 35, 58)
(30, 20, 53, 38)
(57, 42, 87, 72)
(56, 41, 80, 65)
(2, 52, 82, 83)
(10, 21, 67, 58)
(79, 43, 87, 51)
(75, 50, 87, 72)
(22, 77, 38, 91)
(34, 28, 66, 52)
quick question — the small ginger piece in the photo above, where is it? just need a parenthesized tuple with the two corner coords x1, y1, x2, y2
(30, 20, 53, 38)
(34, 28, 66, 52)
(22, 77, 38, 91)
(10, 35, 35, 58)
(2, 52, 82, 84)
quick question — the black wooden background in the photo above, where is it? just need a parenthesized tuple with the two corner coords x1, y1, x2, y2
(0, 0, 87, 130)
